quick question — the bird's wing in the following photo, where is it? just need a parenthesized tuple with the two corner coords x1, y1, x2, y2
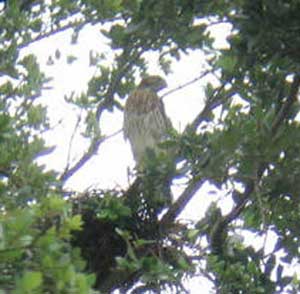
(123, 88, 172, 141)
(124, 89, 158, 138)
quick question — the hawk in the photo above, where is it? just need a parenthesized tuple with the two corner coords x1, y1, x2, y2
(123, 75, 172, 166)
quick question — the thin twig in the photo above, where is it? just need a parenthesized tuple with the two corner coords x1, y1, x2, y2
(60, 43, 145, 182)
(187, 79, 234, 133)
(65, 110, 83, 171)
(161, 69, 211, 99)
(95, 48, 145, 121)
(63, 48, 145, 182)
(161, 178, 206, 226)
(19, 12, 122, 49)
(60, 129, 122, 182)
(19, 20, 86, 49)
(271, 74, 300, 135)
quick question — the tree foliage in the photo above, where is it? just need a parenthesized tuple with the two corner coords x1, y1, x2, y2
(1, 0, 300, 293)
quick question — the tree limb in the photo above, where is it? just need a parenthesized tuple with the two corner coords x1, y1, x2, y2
(160, 178, 206, 226)
(209, 74, 300, 252)
(187, 78, 234, 133)
(161, 70, 211, 100)
(60, 45, 145, 182)
(271, 74, 300, 135)
(60, 130, 121, 182)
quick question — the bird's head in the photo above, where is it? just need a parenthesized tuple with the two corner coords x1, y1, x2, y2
(138, 75, 167, 92)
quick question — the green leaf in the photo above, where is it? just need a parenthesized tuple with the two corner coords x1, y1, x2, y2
(16, 271, 42, 293)
(216, 54, 237, 74)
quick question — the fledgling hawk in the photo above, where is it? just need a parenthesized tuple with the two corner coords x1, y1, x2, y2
(123, 75, 172, 165)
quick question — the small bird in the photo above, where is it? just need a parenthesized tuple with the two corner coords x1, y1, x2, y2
(123, 75, 172, 166)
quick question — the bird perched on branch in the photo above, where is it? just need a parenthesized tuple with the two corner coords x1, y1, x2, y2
(123, 75, 173, 166)
(124, 75, 174, 211)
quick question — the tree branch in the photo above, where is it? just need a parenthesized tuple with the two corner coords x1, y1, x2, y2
(65, 110, 83, 172)
(159, 79, 235, 227)
(161, 70, 211, 100)
(18, 10, 122, 50)
(187, 79, 234, 133)
(60, 45, 145, 182)
(60, 130, 121, 182)
(209, 74, 300, 252)
(271, 74, 300, 135)
(160, 178, 206, 226)
(96, 48, 145, 121)
(19, 20, 87, 49)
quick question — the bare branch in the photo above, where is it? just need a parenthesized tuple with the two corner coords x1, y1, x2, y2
(19, 20, 87, 49)
(65, 110, 83, 171)
(271, 74, 300, 135)
(60, 129, 121, 182)
(161, 178, 206, 226)
(161, 70, 211, 99)
(187, 79, 234, 133)
(18, 9, 122, 50)
(61, 48, 145, 183)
